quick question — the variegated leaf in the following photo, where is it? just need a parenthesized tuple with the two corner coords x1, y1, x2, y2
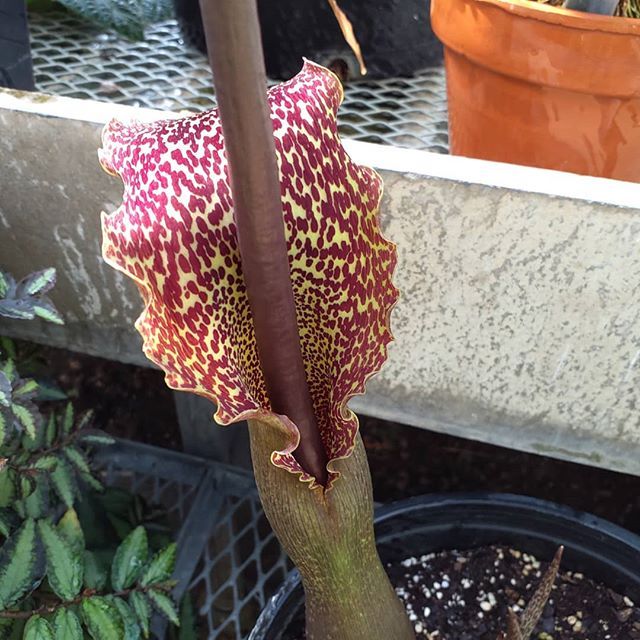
(0, 372, 11, 408)
(17, 267, 57, 297)
(0, 519, 45, 609)
(33, 297, 64, 325)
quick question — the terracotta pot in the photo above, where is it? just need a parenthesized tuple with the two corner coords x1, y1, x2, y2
(431, 0, 640, 182)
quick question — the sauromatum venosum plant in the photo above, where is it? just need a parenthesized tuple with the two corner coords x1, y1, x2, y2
(0, 268, 181, 639)
(98, 1, 561, 638)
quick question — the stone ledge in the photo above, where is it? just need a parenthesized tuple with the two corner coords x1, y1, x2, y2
(2, 89, 639, 476)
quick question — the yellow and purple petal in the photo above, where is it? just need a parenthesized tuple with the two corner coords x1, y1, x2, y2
(100, 61, 397, 488)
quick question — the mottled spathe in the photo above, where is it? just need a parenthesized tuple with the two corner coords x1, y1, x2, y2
(99, 61, 398, 489)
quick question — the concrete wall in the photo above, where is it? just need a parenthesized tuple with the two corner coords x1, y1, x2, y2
(1, 88, 640, 475)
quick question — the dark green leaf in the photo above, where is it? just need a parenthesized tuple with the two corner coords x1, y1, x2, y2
(6, 619, 23, 640)
(45, 413, 57, 446)
(111, 526, 148, 590)
(33, 298, 64, 326)
(0, 360, 16, 384)
(0, 618, 12, 640)
(57, 508, 85, 555)
(106, 513, 133, 544)
(0, 509, 11, 538)
(51, 457, 77, 508)
(12, 402, 40, 439)
(0, 272, 8, 299)
(17, 268, 57, 297)
(0, 338, 16, 362)
(22, 476, 50, 519)
(178, 595, 197, 640)
(81, 596, 125, 640)
(12, 379, 38, 400)
(21, 417, 45, 452)
(83, 550, 109, 590)
(0, 519, 44, 609)
(32, 456, 58, 471)
(35, 381, 67, 403)
(0, 469, 15, 508)
(38, 519, 83, 600)
(75, 410, 93, 432)
(80, 470, 104, 492)
(140, 542, 176, 586)
(147, 589, 179, 626)
(0, 372, 11, 408)
(19, 475, 36, 501)
(23, 615, 54, 640)
(112, 597, 141, 640)
(63, 447, 91, 475)
(52, 608, 82, 640)
(78, 430, 115, 446)
(129, 592, 150, 639)
(61, 404, 74, 435)
(0, 409, 8, 447)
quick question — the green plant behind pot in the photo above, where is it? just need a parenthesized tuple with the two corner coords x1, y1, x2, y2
(26, 0, 173, 40)
(0, 268, 186, 639)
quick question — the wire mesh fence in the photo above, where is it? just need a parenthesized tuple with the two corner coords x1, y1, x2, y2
(28, 10, 449, 153)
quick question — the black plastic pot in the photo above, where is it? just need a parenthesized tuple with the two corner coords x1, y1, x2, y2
(250, 493, 640, 639)
(173, 0, 442, 80)
(0, 0, 34, 90)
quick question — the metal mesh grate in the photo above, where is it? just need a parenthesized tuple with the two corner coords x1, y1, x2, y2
(188, 490, 292, 639)
(95, 441, 206, 533)
(94, 441, 290, 639)
(28, 10, 449, 152)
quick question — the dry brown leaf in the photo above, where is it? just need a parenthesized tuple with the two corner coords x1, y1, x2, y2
(327, 0, 367, 76)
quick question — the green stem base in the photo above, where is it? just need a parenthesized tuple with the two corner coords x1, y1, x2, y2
(248, 419, 414, 640)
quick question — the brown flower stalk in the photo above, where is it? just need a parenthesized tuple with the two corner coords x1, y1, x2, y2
(198, 0, 328, 485)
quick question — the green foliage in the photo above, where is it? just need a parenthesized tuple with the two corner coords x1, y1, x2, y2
(111, 527, 148, 591)
(0, 520, 44, 609)
(28, 0, 174, 40)
(0, 269, 62, 325)
(52, 609, 82, 640)
(129, 591, 151, 638)
(140, 542, 177, 587)
(147, 589, 180, 626)
(82, 596, 124, 640)
(38, 519, 84, 600)
(23, 616, 54, 640)
(177, 595, 198, 640)
(620, 0, 640, 16)
(0, 269, 181, 639)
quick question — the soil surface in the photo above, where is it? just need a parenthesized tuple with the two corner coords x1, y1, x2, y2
(284, 545, 640, 639)
(388, 545, 640, 640)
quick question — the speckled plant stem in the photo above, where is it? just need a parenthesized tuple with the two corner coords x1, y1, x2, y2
(249, 419, 414, 640)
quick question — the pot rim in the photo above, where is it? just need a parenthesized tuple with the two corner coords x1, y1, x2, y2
(476, 0, 640, 35)
(431, 0, 640, 97)
(375, 491, 640, 547)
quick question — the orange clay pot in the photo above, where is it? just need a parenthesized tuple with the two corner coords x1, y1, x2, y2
(431, 0, 640, 182)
